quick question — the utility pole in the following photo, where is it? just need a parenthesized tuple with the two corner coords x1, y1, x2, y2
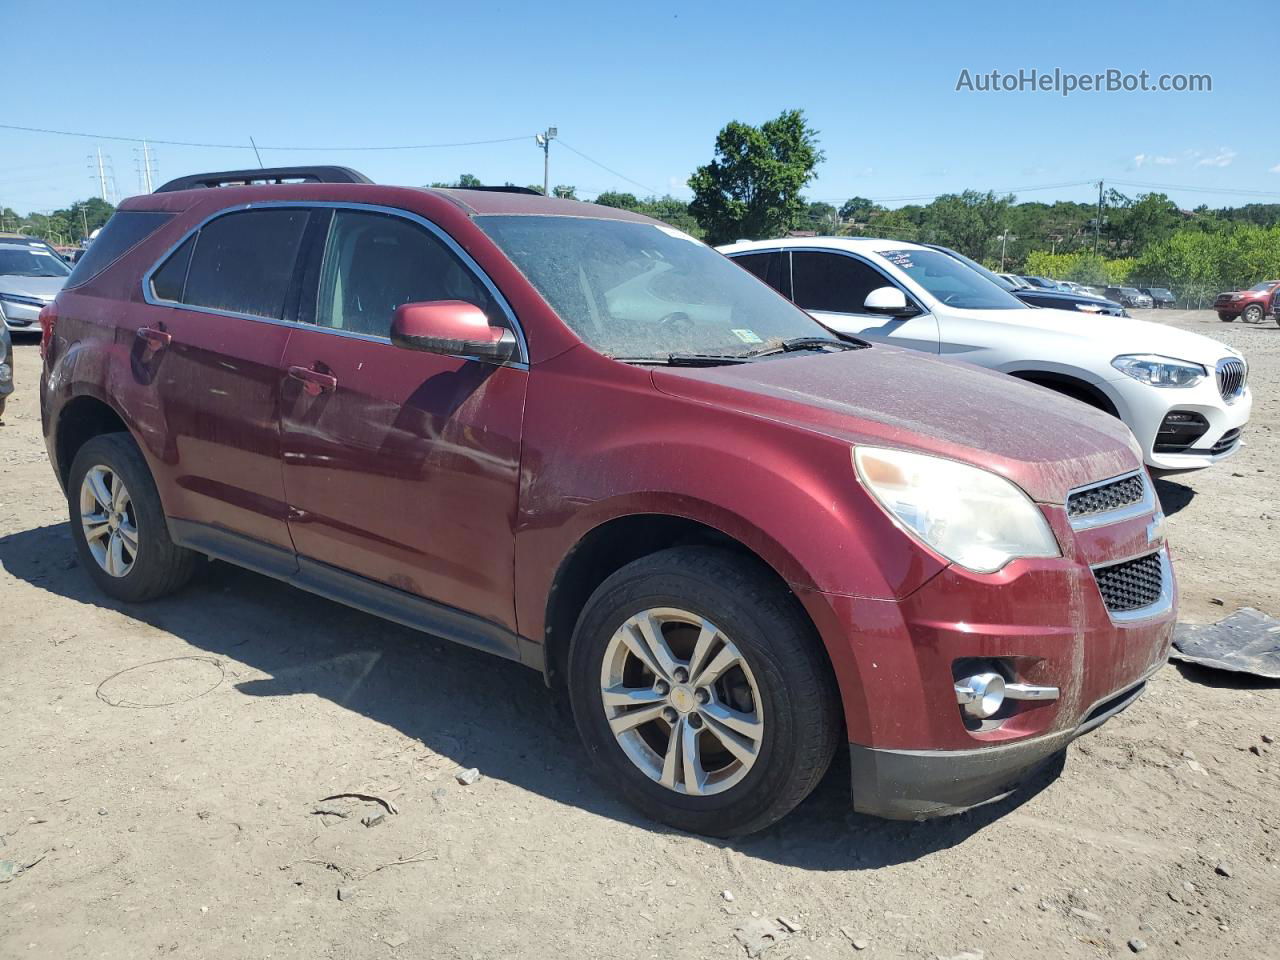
(96, 147, 109, 202)
(999, 231, 1015, 271)
(1094, 179, 1104, 255)
(141, 140, 154, 193)
(535, 126, 557, 196)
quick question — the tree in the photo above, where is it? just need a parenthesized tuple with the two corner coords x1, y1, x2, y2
(552, 185, 577, 199)
(838, 196, 876, 222)
(688, 109, 824, 245)
(594, 191, 640, 209)
(916, 190, 1013, 260)
(429, 173, 482, 187)
(802, 201, 839, 233)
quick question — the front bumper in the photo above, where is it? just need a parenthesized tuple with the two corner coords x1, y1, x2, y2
(850, 672, 1152, 819)
(1, 298, 43, 331)
(1107, 376, 1251, 471)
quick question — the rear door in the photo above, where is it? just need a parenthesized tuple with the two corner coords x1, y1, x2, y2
(277, 207, 527, 631)
(788, 250, 940, 353)
(138, 207, 310, 553)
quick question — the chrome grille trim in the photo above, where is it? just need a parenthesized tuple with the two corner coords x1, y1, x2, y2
(1216, 357, 1246, 403)
(1066, 470, 1155, 531)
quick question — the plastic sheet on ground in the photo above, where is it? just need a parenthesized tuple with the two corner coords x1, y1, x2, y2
(1171, 607, 1280, 679)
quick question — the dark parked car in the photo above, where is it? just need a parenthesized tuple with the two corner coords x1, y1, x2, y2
(924, 246, 1127, 316)
(40, 165, 1173, 834)
(1140, 287, 1176, 309)
(1214, 281, 1280, 323)
(1105, 286, 1154, 309)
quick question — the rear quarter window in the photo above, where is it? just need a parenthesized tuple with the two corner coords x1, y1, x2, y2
(65, 211, 175, 288)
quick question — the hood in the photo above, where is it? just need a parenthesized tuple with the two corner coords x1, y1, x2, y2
(959, 305, 1242, 367)
(652, 347, 1139, 504)
(0, 275, 66, 300)
(1018, 288, 1120, 308)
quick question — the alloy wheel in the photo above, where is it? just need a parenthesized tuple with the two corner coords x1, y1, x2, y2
(79, 464, 139, 578)
(599, 607, 764, 796)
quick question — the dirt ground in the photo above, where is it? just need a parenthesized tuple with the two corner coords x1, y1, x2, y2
(1, 310, 1277, 960)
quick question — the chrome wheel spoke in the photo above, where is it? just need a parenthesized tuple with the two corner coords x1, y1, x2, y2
(700, 704, 763, 766)
(110, 473, 129, 513)
(659, 717, 683, 789)
(607, 702, 667, 735)
(106, 532, 126, 577)
(601, 684, 663, 708)
(619, 612, 678, 682)
(87, 469, 113, 512)
(691, 644, 741, 688)
(680, 718, 706, 796)
(82, 514, 111, 541)
(118, 521, 139, 552)
(686, 619, 719, 682)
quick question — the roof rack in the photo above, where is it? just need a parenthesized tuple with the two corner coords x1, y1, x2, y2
(438, 185, 543, 196)
(154, 166, 373, 193)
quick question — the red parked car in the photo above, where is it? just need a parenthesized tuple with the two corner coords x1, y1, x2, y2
(1215, 280, 1280, 323)
(39, 167, 1174, 834)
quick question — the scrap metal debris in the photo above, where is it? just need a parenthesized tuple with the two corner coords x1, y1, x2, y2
(733, 917, 790, 958)
(1171, 608, 1280, 679)
(318, 792, 399, 816)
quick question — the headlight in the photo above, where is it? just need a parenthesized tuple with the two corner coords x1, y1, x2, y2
(0, 362, 10, 383)
(853, 446, 1060, 574)
(1111, 354, 1206, 387)
(1074, 303, 1105, 313)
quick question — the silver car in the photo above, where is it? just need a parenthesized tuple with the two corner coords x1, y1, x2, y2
(1, 322, 12, 419)
(0, 237, 70, 333)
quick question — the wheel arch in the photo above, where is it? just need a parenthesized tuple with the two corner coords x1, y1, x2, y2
(53, 393, 134, 488)
(1008, 368, 1120, 418)
(540, 511, 827, 699)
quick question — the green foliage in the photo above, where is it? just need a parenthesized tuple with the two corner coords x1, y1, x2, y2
(838, 196, 877, 221)
(1133, 222, 1280, 300)
(688, 109, 824, 245)
(587, 192, 704, 238)
(429, 173, 483, 187)
(594, 191, 640, 209)
(1022, 250, 1135, 285)
(801, 201, 839, 233)
(3, 197, 115, 246)
(552, 185, 578, 199)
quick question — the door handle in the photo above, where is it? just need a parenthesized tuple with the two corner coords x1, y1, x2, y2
(288, 365, 338, 397)
(136, 327, 172, 357)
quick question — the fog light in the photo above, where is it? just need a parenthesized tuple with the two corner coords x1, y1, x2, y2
(954, 672, 1006, 719)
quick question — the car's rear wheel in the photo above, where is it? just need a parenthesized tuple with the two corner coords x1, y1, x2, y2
(1242, 304, 1264, 324)
(68, 433, 199, 602)
(568, 547, 841, 836)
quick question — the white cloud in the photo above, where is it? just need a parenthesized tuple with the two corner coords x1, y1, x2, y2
(1133, 153, 1147, 167)
(1134, 153, 1177, 168)
(1154, 155, 1176, 165)
(1197, 147, 1236, 168)
(1269, 163, 1280, 174)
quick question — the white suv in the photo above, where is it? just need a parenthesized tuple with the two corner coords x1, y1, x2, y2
(719, 237, 1250, 471)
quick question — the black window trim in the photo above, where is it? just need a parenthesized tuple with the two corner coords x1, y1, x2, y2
(728, 245, 927, 318)
(140, 201, 528, 367)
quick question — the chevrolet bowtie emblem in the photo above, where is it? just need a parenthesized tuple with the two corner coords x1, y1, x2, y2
(1147, 513, 1167, 546)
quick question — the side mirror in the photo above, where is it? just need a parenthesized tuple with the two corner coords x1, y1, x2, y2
(863, 286, 916, 317)
(390, 301, 517, 362)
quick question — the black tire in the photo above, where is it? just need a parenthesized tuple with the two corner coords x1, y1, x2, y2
(1243, 304, 1264, 324)
(1218, 313, 1234, 322)
(0, 397, 6, 419)
(567, 546, 841, 836)
(67, 432, 199, 602)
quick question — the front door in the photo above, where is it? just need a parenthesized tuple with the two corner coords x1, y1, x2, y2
(277, 207, 527, 630)
(789, 250, 940, 353)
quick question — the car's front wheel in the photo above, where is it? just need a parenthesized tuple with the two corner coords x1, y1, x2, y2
(568, 547, 841, 836)
(68, 433, 200, 602)
(1243, 304, 1264, 324)
(1218, 312, 1234, 322)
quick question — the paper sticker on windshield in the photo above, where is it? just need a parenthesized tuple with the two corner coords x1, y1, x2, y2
(30, 248, 53, 256)
(731, 328, 763, 344)
(882, 250, 914, 269)
(652, 224, 701, 245)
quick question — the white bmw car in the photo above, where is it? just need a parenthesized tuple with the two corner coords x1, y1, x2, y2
(719, 237, 1250, 472)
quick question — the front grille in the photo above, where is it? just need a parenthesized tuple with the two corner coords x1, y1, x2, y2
(1093, 552, 1164, 613)
(1211, 429, 1241, 455)
(1067, 473, 1145, 519)
(1216, 358, 1246, 402)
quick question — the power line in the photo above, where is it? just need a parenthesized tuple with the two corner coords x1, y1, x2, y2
(1109, 178, 1280, 200)
(0, 121, 534, 152)
(555, 140, 659, 195)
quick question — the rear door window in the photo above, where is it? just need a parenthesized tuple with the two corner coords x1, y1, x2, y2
(181, 209, 309, 319)
(790, 251, 891, 313)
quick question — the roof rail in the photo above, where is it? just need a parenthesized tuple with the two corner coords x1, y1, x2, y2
(436, 185, 543, 195)
(154, 166, 373, 193)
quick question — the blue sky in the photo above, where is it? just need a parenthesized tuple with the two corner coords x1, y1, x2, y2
(1, 0, 1276, 214)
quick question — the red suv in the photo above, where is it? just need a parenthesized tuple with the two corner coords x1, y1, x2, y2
(39, 166, 1174, 834)
(1215, 280, 1280, 323)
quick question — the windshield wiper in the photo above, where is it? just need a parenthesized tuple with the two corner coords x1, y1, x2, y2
(746, 336, 868, 358)
(612, 353, 753, 367)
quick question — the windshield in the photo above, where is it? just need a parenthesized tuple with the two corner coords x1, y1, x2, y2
(1119, 287, 1141, 296)
(477, 216, 832, 358)
(878, 248, 1026, 310)
(1250, 282, 1276, 292)
(928, 245, 1028, 298)
(0, 244, 72, 278)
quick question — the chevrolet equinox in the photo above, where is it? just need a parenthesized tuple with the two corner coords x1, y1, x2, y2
(39, 166, 1175, 835)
